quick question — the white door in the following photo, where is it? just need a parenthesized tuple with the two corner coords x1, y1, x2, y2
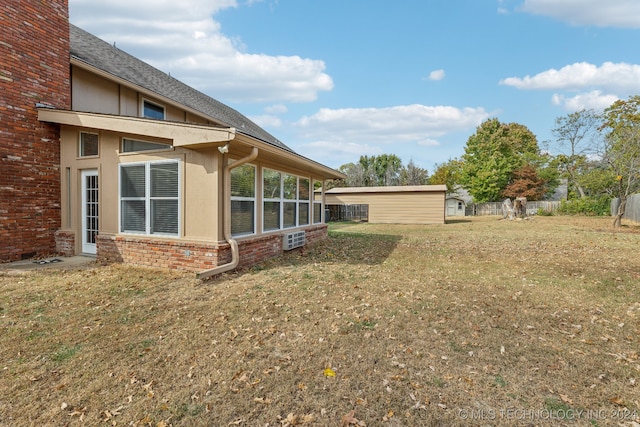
(81, 170, 99, 255)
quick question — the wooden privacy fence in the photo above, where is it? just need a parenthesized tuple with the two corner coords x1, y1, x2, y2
(466, 200, 561, 217)
(326, 204, 369, 222)
(612, 194, 640, 222)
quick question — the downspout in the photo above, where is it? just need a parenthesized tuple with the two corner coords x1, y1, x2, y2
(197, 147, 258, 280)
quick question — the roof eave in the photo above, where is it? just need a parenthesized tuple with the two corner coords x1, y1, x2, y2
(38, 108, 235, 146)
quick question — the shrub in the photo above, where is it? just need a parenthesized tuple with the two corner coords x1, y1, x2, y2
(556, 196, 611, 216)
(536, 207, 554, 216)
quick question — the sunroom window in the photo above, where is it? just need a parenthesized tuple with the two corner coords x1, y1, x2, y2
(262, 168, 311, 232)
(230, 163, 256, 236)
(313, 180, 323, 223)
(120, 160, 180, 236)
(263, 169, 281, 232)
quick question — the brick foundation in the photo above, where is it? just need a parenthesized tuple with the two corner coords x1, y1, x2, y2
(0, 0, 70, 262)
(55, 230, 75, 257)
(95, 224, 329, 273)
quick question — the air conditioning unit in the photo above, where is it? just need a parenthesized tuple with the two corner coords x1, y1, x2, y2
(283, 230, 305, 250)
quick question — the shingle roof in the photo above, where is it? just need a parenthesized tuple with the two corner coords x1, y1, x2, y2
(69, 24, 293, 152)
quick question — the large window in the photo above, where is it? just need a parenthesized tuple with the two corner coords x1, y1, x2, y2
(230, 163, 256, 236)
(263, 169, 281, 232)
(262, 168, 311, 232)
(120, 160, 180, 236)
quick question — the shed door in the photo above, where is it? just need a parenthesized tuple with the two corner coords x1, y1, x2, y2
(446, 202, 457, 216)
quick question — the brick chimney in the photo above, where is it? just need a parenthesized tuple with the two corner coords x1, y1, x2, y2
(0, 1, 71, 261)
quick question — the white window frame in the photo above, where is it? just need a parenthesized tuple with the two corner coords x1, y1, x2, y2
(121, 137, 171, 153)
(262, 168, 311, 232)
(141, 98, 165, 120)
(230, 163, 257, 237)
(263, 168, 282, 232)
(119, 159, 181, 237)
(312, 179, 323, 224)
(298, 177, 311, 227)
(79, 132, 99, 157)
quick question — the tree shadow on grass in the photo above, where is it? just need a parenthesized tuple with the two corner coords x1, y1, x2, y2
(242, 230, 402, 276)
(445, 218, 473, 224)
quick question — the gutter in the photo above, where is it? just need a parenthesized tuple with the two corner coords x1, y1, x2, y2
(197, 147, 259, 280)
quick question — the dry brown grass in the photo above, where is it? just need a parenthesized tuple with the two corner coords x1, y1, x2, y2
(1, 216, 639, 427)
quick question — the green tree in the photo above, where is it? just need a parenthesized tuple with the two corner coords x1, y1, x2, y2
(357, 156, 377, 187)
(338, 162, 365, 187)
(372, 154, 403, 186)
(429, 159, 461, 193)
(399, 159, 429, 185)
(549, 109, 599, 198)
(600, 96, 640, 227)
(339, 154, 409, 187)
(460, 119, 540, 202)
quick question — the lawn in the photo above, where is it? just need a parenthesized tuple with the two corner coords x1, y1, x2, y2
(1, 216, 639, 426)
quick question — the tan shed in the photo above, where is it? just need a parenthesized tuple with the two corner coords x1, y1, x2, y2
(325, 185, 446, 224)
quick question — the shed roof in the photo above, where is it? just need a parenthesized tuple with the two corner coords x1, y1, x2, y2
(69, 24, 291, 153)
(326, 185, 447, 194)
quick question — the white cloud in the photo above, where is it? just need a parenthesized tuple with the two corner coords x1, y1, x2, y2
(294, 105, 490, 143)
(418, 138, 440, 147)
(250, 114, 283, 128)
(519, 0, 640, 28)
(428, 69, 445, 81)
(265, 104, 288, 114)
(68, 0, 333, 104)
(289, 104, 489, 167)
(551, 91, 619, 111)
(500, 61, 640, 95)
(299, 140, 383, 167)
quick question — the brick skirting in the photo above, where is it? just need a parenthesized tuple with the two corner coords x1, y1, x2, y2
(55, 230, 75, 257)
(95, 224, 328, 273)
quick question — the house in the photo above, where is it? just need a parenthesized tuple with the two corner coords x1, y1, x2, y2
(0, 0, 345, 277)
(324, 185, 446, 224)
(445, 196, 466, 217)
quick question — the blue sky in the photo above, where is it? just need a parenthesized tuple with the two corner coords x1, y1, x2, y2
(69, 0, 640, 172)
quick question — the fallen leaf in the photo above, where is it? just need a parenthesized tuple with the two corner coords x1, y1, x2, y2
(559, 394, 573, 404)
(324, 367, 336, 377)
(609, 396, 625, 406)
(341, 410, 362, 426)
(254, 397, 272, 405)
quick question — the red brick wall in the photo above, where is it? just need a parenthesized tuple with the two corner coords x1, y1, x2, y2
(0, 1, 70, 261)
(96, 225, 329, 273)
